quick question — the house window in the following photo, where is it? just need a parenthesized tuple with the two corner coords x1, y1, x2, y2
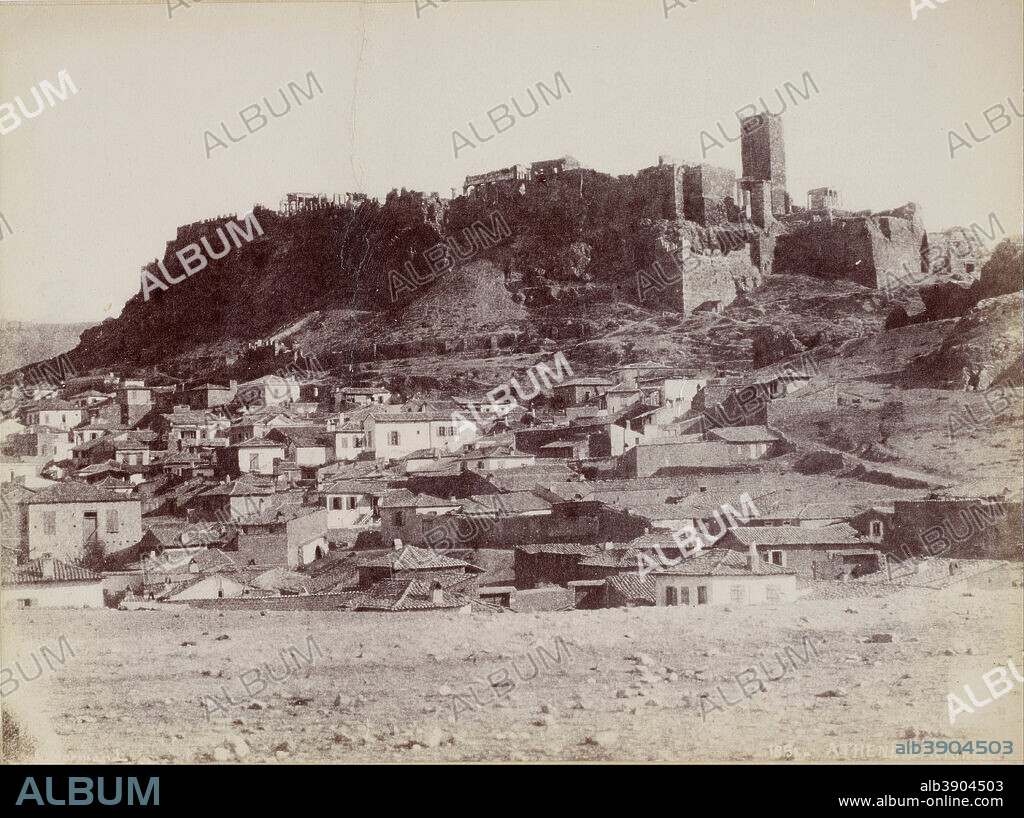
(107, 509, 119, 533)
(697, 586, 708, 605)
(768, 550, 784, 566)
(331, 498, 343, 510)
(680, 587, 690, 605)
(437, 426, 446, 438)
(766, 584, 781, 602)
(394, 511, 405, 526)
(869, 521, 884, 538)
(249, 453, 260, 471)
(43, 510, 56, 535)
(389, 431, 400, 446)
(665, 587, 677, 606)
(730, 585, 746, 603)
(338, 437, 348, 449)
(346, 497, 356, 510)
(354, 437, 363, 448)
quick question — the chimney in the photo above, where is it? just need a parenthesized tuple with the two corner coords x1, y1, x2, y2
(392, 538, 404, 551)
(604, 541, 614, 551)
(40, 553, 56, 580)
(430, 583, 444, 604)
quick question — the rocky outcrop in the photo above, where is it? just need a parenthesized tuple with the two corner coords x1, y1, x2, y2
(751, 326, 807, 367)
(975, 237, 1023, 301)
(905, 292, 1023, 389)
(918, 281, 976, 320)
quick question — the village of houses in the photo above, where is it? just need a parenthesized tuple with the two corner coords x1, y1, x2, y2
(1, 351, 1020, 617)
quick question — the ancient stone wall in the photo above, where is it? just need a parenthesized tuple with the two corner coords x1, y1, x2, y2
(773, 209, 925, 289)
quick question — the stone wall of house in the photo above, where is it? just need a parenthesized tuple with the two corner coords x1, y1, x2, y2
(623, 440, 742, 478)
(416, 503, 645, 550)
(27, 500, 143, 562)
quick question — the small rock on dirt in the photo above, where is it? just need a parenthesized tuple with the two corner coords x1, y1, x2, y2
(229, 737, 250, 759)
(585, 731, 619, 748)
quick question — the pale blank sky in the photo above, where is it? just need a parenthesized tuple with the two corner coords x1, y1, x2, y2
(1, 0, 1021, 323)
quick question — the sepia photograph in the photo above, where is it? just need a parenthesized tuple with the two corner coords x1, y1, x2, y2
(0, 0, 1021, 799)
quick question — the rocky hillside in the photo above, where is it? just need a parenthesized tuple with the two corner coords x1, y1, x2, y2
(6, 165, 1019, 394)
(0, 321, 96, 375)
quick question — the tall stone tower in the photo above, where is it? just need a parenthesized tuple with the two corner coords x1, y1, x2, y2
(740, 112, 789, 218)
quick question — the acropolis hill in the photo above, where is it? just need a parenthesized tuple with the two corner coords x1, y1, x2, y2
(8, 111, 1020, 392)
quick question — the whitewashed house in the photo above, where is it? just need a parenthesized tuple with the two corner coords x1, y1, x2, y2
(2, 554, 104, 608)
(366, 412, 479, 462)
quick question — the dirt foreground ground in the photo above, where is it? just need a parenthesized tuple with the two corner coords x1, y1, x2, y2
(2, 581, 1022, 764)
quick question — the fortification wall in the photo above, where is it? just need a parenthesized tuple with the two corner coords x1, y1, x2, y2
(773, 209, 924, 289)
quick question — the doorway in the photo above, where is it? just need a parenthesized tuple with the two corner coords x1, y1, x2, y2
(83, 512, 98, 547)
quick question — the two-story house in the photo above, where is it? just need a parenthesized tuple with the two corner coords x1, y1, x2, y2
(25, 482, 143, 562)
(366, 412, 479, 462)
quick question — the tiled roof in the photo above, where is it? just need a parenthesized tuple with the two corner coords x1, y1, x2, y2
(767, 502, 864, 521)
(654, 548, 796, 576)
(162, 409, 218, 425)
(461, 492, 552, 515)
(235, 500, 317, 526)
(94, 476, 132, 490)
(579, 548, 635, 568)
(322, 478, 388, 495)
(555, 377, 614, 387)
(268, 427, 333, 448)
(340, 387, 390, 395)
(482, 464, 579, 491)
(70, 390, 110, 399)
(29, 399, 79, 411)
(357, 545, 476, 572)
(605, 573, 657, 604)
(75, 461, 127, 477)
(378, 490, 457, 509)
(236, 437, 287, 448)
(402, 448, 454, 460)
(199, 474, 277, 497)
(625, 504, 691, 521)
(369, 413, 460, 424)
(533, 480, 594, 501)
(725, 524, 862, 547)
(515, 542, 601, 556)
(356, 579, 469, 611)
(6, 556, 103, 584)
(106, 438, 150, 451)
(73, 418, 127, 431)
(26, 481, 134, 504)
(463, 443, 529, 459)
